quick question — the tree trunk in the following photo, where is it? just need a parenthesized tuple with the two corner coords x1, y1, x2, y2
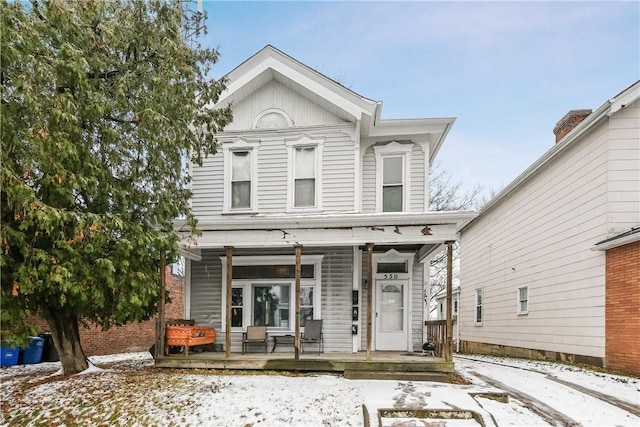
(44, 311, 88, 374)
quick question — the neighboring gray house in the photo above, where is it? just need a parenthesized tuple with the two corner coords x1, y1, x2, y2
(178, 46, 475, 353)
(458, 81, 640, 372)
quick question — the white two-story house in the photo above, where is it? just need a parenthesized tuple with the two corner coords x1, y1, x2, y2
(178, 46, 476, 354)
(458, 81, 639, 374)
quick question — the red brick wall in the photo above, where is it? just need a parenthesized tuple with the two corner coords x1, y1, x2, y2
(605, 240, 640, 375)
(30, 267, 185, 356)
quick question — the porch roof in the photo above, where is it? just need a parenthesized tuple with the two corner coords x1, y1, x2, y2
(176, 211, 477, 258)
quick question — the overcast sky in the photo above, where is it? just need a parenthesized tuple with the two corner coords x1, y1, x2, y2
(198, 1, 639, 199)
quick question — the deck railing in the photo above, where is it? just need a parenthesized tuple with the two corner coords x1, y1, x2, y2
(424, 319, 456, 357)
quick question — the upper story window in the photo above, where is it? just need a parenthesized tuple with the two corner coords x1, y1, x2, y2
(286, 134, 324, 211)
(374, 142, 413, 213)
(383, 156, 403, 212)
(294, 147, 316, 207)
(231, 151, 251, 209)
(223, 137, 259, 213)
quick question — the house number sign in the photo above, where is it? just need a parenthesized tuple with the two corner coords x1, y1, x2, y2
(382, 273, 399, 279)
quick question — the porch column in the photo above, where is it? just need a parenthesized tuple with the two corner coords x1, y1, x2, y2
(294, 244, 302, 360)
(445, 241, 454, 362)
(225, 246, 233, 358)
(366, 243, 374, 361)
(155, 252, 167, 359)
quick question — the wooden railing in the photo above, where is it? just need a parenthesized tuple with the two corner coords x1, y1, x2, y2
(424, 319, 456, 357)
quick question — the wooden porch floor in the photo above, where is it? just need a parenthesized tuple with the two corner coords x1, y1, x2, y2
(154, 351, 455, 382)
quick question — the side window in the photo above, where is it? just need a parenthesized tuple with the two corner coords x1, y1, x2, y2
(222, 137, 259, 213)
(300, 286, 314, 326)
(286, 134, 324, 211)
(517, 286, 528, 315)
(231, 288, 243, 327)
(475, 288, 483, 324)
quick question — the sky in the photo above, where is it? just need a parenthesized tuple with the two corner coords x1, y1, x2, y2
(195, 0, 639, 200)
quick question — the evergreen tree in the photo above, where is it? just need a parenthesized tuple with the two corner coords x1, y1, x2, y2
(1, 0, 231, 374)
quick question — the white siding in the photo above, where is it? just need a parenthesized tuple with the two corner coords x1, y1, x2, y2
(190, 153, 224, 215)
(459, 119, 610, 358)
(361, 142, 427, 214)
(362, 146, 376, 213)
(410, 258, 425, 348)
(189, 247, 354, 353)
(190, 128, 356, 217)
(224, 80, 347, 131)
(607, 99, 640, 233)
(410, 144, 426, 212)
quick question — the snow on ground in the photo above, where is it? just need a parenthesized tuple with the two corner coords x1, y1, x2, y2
(1, 352, 638, 426)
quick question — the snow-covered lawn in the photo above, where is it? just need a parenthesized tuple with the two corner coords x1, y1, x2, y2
(1, 352, 638, 426)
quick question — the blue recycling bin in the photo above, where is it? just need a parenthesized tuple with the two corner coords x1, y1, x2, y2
(21, 337, 44, 364)
(1, 346, 20, 367)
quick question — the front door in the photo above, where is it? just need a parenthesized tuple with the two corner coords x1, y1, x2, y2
(375, 280, 408, 350)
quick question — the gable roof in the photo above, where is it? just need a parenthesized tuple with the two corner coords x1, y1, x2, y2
(213, 45, 455, 162)
(460, 80, 640, 232)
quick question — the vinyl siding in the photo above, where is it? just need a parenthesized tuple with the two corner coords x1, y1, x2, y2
(190, 128, 356, 217)
(410, 258, 425, 348)
(459, 119, 610, 358)
(358, 251, 424, 351)
(189, 249, 224, 329)
(188, 247, 354, 353)
(190, 154, 224, 215)
(409, 145, 426, 212)
(361, 143, 427, 214)
(224, 80, 347, 131)
(362, 146, 376, 213)
(607, 99, 640, 233)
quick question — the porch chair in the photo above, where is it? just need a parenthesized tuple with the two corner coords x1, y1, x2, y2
(301, 319, 323, 354)
(242, 326, 268, 354)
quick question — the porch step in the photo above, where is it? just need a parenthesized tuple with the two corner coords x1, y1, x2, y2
(344, 369, 451, 382)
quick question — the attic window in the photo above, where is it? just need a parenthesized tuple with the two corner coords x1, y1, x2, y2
(253, 108, 293, 129)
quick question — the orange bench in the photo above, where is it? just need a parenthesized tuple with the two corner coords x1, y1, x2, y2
(165, 325, 215, 356)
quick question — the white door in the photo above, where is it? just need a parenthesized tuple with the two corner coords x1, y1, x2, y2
(375, 280, 408, 350)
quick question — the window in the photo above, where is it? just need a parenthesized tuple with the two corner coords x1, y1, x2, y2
(518, 286, 528, 315)
(221, 255, 324, 331)
(253, 284, 290, 327)
(383, 156, 403, 212)
(294, 147, 316, 207)
(475, 288, 483, 324)
(373, 142, 413, 213)
(453, 297, 458, 317)
(300, 286, 314, 326)
(286, 134, 324, 211)
(231, 288, 243, 327)
(377, 262, 408, 274)
(222, 137, 259, 212)
(231, 151, 251, 209)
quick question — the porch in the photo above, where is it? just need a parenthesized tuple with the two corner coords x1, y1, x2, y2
(154, 350, 455, 382)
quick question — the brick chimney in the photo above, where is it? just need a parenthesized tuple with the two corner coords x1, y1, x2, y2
(553, 109, 592, 143)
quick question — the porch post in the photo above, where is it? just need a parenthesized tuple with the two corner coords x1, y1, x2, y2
(294, 244, 302, 360)
(225, 246, 233, 358)
(366, 243, 374, 361)
(445, 241, 454, 362)
(155, 252, 166, 359)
